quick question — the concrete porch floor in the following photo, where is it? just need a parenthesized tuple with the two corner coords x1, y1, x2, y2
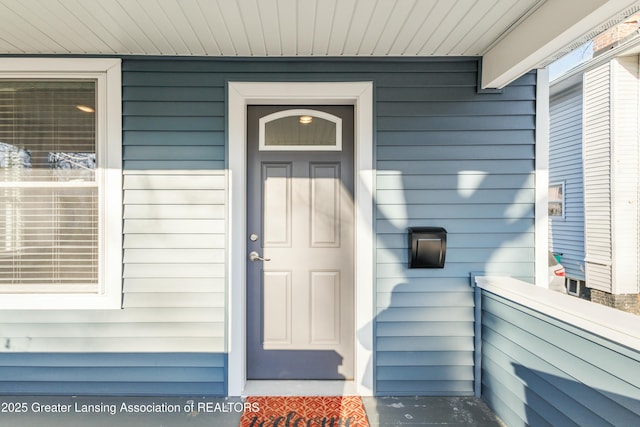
(363, 396, 505, 427)
(0, 396, 505, 426)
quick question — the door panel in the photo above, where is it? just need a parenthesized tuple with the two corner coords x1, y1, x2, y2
(311, 163, 341, 247)
(263, 271, 292, 347)
(262, 163, 292, 246)
(247, 105, 354, 380)
(310, 271, 341, 344)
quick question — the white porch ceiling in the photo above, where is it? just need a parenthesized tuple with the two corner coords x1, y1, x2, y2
(0, 0, 638, 87)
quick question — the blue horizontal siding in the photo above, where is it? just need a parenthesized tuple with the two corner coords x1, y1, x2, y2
(122, 58, 480, 73)
(378, 85, 535, 102)
(123, 71, 478, 87)
(123, 86, 225, 101)
(124, 101, 225, 116)
(377, 115, 535, 130)
(377, 100, 535, 116)
(481, 292, 640, 426)
(378, 173, 535, 189)
(377, 129, 535, 145)
(549, 85, 586, 281)
(0, 382, 225, 396)
(123, 131, 225, 146)
(377, 145, 534, 160)
(123, 116, 225, 131)
(374, 60, 535, 396)
(0, 57, 536, 397)
(377, 159, 534, 174)
(122, 57, 535, 397)
(0, 353, 226, 396)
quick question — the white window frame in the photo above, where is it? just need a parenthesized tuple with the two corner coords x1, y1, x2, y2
(0, 58, 122, 310)
(549, 181, 565, 219)
(259, 109, 343, 151)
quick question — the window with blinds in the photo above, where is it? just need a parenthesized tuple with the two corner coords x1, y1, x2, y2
(0, 80, 99, 293)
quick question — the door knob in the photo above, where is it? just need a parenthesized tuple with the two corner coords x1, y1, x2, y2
(249, 251, 271, 262)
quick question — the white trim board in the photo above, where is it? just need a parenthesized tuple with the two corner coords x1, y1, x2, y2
(535, 68, 550, 289)
(227, 81, 374, 396)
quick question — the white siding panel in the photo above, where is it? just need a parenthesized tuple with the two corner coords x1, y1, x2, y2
(124, 278, 225, 293)
(0, 322, 223, 338)
(124, 248, 225, 263)
(581, 55, 640, 295)
(122, 292, 225, 308)
(124, 189, 225, 204)
(0, 308, 225, 324)
(124, 233, 225, 249)
(123, 264, 225, 279)
(124, 204, 225, 219)
(123, 219, 225, 234)
(583, 63, 612, 292)
(0, 337, 225, 353)
(123, 173, 226, 189)
(0, 63, 228, 366)
(611, 56, 640, 294)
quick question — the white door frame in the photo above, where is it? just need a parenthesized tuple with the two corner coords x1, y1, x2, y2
(227, 81, 374, 396)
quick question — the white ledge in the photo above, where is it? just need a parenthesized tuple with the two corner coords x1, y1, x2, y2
(475, 276, 640, 353)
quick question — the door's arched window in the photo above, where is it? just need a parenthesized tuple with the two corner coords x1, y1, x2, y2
(259, 109, 342, 151)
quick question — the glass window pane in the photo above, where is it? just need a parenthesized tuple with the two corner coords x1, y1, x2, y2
(549, 183, 564, 217)
(0, 81, 96, 182)
(260, 109, 342, 151)
(265, 115, 337, 147)
(0, 79, 98, 293)
(0, 186, 98, 291)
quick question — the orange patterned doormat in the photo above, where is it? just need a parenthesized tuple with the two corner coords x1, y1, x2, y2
(239, 396, 369, 427)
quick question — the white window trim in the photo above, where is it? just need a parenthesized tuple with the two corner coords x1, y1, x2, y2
(259, 108, 343, 151)
(0, 58, 122, 310)
(549, 181, 566, 219)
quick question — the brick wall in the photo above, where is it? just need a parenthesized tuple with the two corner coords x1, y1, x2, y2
(593, 14, 640, 53)
(590, 289, 640, 315)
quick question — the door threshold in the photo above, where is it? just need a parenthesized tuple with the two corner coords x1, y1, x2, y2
(243, 380, 358, 397)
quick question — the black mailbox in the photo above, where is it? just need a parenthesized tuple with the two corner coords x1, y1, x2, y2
(408, 227, 447, 268)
